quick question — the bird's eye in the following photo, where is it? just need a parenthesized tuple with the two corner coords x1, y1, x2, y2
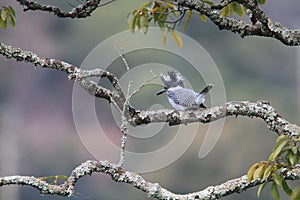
(164, 86, 168, 89)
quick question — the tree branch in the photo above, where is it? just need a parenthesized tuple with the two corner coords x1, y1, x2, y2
(1, 42, 299, 138)
(132, 101, 300, 137)
(0, 42, 121, 104)
(176, 0, 300, 46)
(0, 160, 299, 199)
(15, 0, 115, 18)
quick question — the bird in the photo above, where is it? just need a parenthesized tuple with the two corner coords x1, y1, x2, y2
(156, 71, 213, 110)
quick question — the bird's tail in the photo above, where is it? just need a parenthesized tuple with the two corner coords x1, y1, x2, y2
(199, 84, 214, 96)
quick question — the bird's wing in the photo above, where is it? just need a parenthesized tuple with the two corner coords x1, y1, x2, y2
(168, 88, 198, 107)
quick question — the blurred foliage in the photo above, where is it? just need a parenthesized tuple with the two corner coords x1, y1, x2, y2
(0, 6, 16, 29)
(247, 134, 300, 199)
(128, 1, 183, 47)
(129, 0, 268, 47)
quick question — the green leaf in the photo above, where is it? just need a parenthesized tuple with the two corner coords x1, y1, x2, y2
(0, 18, 7, 29)
(164, 2, 175, 9)
(6, 12, 16, 27)
(291, 146, 298, 155)
(146, 1, 155, 11)
(276, 135, 289, 143)
(200, 14, 206, 22)
(271, 182, 280, 200)
(1, 10, 7, 21)
(242, 5, 247, 13)
(160, 13, 168, 23)
(229, 3, 234, 15)
(128, 10, 139, 33)
(291, 186, 300, 200)
(256, 0, 266, 5)
(7, 6, 16, 16)
(157, 20, 166, 30)
(247, 163, 259, 182)
(221, 5, 229, 17)
(140, 1, 152, 11)
(288, 152, 298, 166)
(253, 164, 265, 180)
(173, 10, 179, 17)
(140, 14, 149, 34)
(272, 173, 282, 186)
(281, 179, 292, 196)
(262, 164, 274, 180)
(268, 152, 275, 161)
(257, 182, 268, 198)
(170, 30, 183, 48)
(232, 2, 243, 17)
(273, 139, 289, 159)
(57, 175, 68, 180)
(183, 10, 192, 30)
(135, 14, 141, 29)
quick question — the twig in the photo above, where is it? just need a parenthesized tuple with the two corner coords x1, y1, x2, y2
(116, 47, 130, 72)
(99, 0, 116, 7)
(117, 80, 133, 167)
(115, 47, 132, 167)
(118, 115, 128, 167)
(128, 70, 157, 99)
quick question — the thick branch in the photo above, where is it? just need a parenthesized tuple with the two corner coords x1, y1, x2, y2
(132, 101, 300, 137)
(1, 43, 299, 137)
(176, 0, 300, 46)
(0, 160, 299, 199)
(0, 42, 125, 105)
(15, 0, 114, 18)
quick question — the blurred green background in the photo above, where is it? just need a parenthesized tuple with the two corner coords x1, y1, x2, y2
(0, 0, 299, 200)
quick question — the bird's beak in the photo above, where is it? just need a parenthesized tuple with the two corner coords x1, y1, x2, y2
(156, 89, 166, 96)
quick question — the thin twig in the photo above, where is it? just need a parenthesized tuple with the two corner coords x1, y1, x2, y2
(117, 80, 133, 167)
(128, 70, 157, 99)
(99, 0, 116, 7)
(118, 115, 128, 167)
(117, 47, 130, 72)
(115, 47, 132, 167)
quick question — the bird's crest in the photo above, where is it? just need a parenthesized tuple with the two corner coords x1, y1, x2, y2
(160, 71, 185, 88)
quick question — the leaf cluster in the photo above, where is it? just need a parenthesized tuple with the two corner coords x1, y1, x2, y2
(247, 135, 300, 200)
(221, 2, 247, 17)
(128, 0, 272, 47)
(128, 1, 175, 34)
(128, 1, 183, 47)
(0, 6, 16, 29)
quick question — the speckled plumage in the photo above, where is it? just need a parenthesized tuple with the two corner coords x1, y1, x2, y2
(156, 71, 213, 110)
